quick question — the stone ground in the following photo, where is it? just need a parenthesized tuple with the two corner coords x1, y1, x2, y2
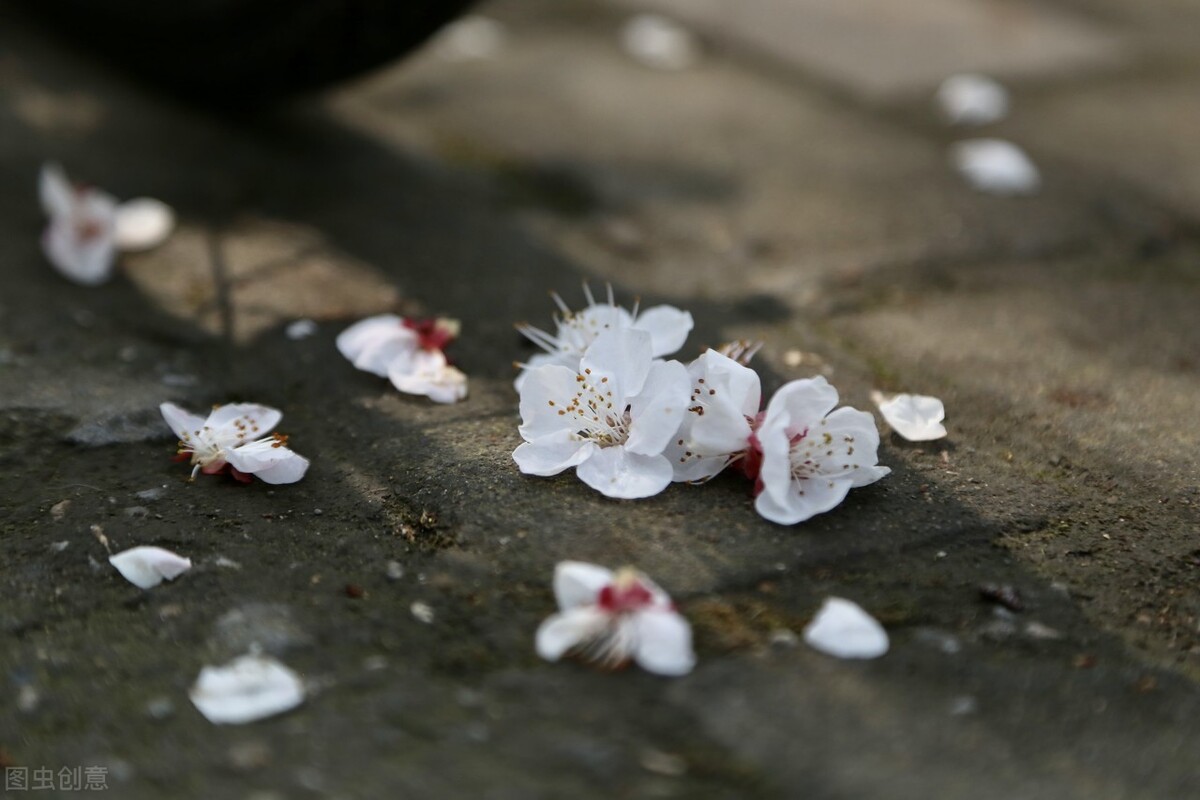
(1, 0, 1198, 797)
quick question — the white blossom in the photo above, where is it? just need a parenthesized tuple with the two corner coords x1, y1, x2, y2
(803, 597, 889, 659)
(189, 652, 305, 724)
(337, 314, 467, 403)
(665, 349, 761, 482)
(871, 390, 947, 441)
(951, 139, 1040, 195)
(514, 328, 690, 499)
(754, 376, 889, 525)
(109, 545, 191, 589)
(515, 285, 692, 391)
(160, 402, 309, 484)
(38, 163, 175, 285)
(936, 74, 1009, 126)
(536, 561, 695, 676)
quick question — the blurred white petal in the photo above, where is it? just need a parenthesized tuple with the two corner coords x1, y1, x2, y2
(803, 597, 889, 659)
(109, 546, 192, 589)
(621, 14, 699, 71)
(114, 197, 175, 251)
(871, 391, 947, 441)
(936, 74, 1008, 126)
(952, 139, 1040, 195)
(189, 654, 304, 724)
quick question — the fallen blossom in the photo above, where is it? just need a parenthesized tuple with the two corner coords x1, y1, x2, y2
(620, 14, 700, 71)
(515, 285, 692, 391)
(109, 545, 192, 589)
(160, 402, 309, 484)
(871, 390, 947, 441)
(803, 597, 889, 659)
(337, 313, 467, 403)
(951, 139, 1040, 195)
(189, 652, 305, 724)
(665, 349, 762, 482)
(38, 163, 175, 285)
(753, 376, 889, 525)
(514, 328, 690, 499)
(536, 561, 695, 676)
(936, 74, 1009, 126)
(39, 162, 118, 285)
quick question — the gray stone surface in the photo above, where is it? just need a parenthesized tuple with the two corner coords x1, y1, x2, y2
(1, 0, 1198, 798)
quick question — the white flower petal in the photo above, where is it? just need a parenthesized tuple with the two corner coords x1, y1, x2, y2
(575, 446, 673, 499)
(43, 216, 117, 286)
(936, 73, 1009, 126)
(225, 441, 310, 484)
(113, 197, 175, 251)
(535, 607, 610, 661)
(952, 139, 1040, 195)
(803, 597, 889, 659)
(514, 350, 579, 392)
(434, 15, 507, 61)
(388, 349, 467, 403)
(204, 403, 283, 445)
(189, 654, 305, 724)
(754, 475, 852, 525)
(631, 305, 694, 357)
(337, 314, 417, 378)
(159, 402, 207, 443)
(581, 329, 653, 400)
(762, 376, 840, 433)
(109, 546, 192, 589)
(620, 14, 700, 71)
(626, 358, 690, 457)
(666, 350, 760, 481)
(517, 364, 585, 440)
(553, 561, 614, 610)
(39, 162, 72, 217)
(285, 319, 318, 340)
(872, 391, 947, 442)
(513, 430, 594, 477)
(632, 608, 696, 676)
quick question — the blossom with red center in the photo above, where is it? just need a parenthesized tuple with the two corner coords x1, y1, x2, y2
(337, 313, 467, 404)
(160, 402, 309, 485)
(536, 561, 694, 676)
(754, 376, 889, 525)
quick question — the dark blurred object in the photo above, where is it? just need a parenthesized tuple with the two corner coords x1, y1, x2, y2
(12, 0, 478, 105)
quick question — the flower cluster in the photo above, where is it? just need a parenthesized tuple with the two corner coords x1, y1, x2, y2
(338, 313, 467, 403)
(513, 291, 890, 524)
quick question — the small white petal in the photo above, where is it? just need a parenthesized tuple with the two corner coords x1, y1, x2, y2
(581, 328, 654, 400)
(620, 14, 700, 71)
(553, 561, 614, 610)
(189, 654, 305, 724)
(434, 15, 507, 61)
(113, 197, 175, 251)
(205, 403, 283, 443)
(631, 305, 694, 357)
(536, 608, 610, 662)
(803, 597, 889, 659)
(337, 314, 417, 378)
(285, 319, 318, 340)
(388, 349, 468, 403)
(576, 446, 673, 499)
(626, 358, 690, 457)
(109, 546, 192, 589)
(952, 139, 1040, 195)
(754, 476, 852, 525)
(632, 609, 695, 676)
(517, 364, 586, 441)
(936, 74, 1009, 126)
(872, 391, 947, 442)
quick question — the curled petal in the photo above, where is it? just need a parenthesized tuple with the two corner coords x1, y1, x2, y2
(631, 305, 693, 357)
(109, 545, 192, 589)
(337, 314, 416, 377)
(754, 476, 851, 525)
(205, 403, 283, 445)
(803, 597, 889, 659)
(535, 607, 611, 662)
(114, 197, 175, 251)
(225, 440, 310, 484)
(872, 391, 947, 442)
(575, 446, 673, 499)
(189, 654, 305, 725)
(388, 349, 467, 403)
(632, 608, 696, 676)
(762, 377, 840, 436)
(513, 350, 578, 392)
(553, 561, 614, 610)
(513, 430, 594, 477)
